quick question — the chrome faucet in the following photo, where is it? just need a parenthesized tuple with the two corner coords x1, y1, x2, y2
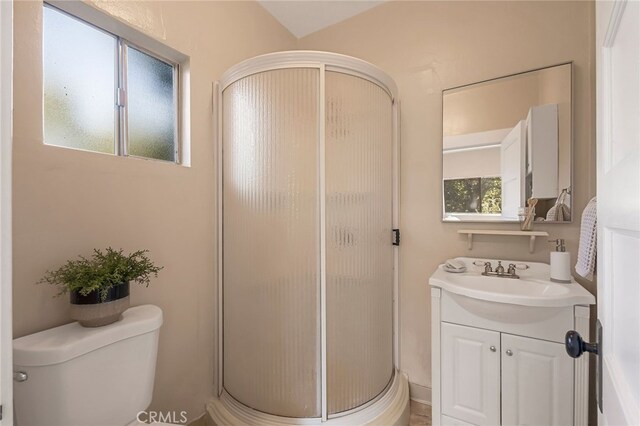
(478, 260, 521, 279)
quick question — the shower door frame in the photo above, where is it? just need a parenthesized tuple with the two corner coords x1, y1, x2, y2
(215, 51, 400, 422)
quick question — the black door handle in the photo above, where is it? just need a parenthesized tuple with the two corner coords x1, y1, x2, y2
(566, 321, 603, 414)
(565, 330, 599, 358)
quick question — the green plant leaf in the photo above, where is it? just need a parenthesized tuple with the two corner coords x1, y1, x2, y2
(38, 248, 163, 302)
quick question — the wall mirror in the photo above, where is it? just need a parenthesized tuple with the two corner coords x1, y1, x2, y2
(442, 63, 572, 223)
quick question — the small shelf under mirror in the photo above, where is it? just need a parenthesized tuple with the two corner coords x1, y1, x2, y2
(458, 229, 550, 253)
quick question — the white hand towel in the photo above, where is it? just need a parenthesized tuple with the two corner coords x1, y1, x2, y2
(547, 189, 571, 221)
(575, 197, 597, 280)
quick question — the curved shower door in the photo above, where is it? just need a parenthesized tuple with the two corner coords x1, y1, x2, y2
(325, 71, 394, 414)
(222, 68, 321, 418)
(221, 61, 395, 420)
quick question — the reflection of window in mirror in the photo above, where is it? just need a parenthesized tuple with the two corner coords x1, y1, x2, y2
(444, 177, 502, 215)
(442, 63, 572, 223)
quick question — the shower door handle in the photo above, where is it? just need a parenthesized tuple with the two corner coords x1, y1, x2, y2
(392, 229, 400, 246)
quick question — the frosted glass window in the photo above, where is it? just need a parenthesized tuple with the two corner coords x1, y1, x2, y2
(127, 46, 176, 162)
(43, 6, 116, 154)
(42, 4, 180, 163)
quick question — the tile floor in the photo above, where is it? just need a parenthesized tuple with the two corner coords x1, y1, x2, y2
(409, 400, 432, 426)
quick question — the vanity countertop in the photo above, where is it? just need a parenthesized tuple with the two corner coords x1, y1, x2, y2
(429, 257, 595, 308)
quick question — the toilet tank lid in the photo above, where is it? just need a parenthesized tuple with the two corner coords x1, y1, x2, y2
(13, 305, 163, 367)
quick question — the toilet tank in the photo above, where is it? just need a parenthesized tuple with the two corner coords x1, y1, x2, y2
(13, 305, 163, 426)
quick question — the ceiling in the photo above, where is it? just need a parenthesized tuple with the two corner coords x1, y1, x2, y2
(258, 1, 385, 38)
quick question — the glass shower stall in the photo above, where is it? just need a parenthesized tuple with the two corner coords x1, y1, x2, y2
(215, 51, 404, 423)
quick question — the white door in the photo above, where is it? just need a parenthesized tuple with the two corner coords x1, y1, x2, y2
(500, 120, 526, 220)
(501, 334, 573, 426)
(441, 323, 500, 425)
(0, 0, 12, 424)
(596, 1, 640, 425)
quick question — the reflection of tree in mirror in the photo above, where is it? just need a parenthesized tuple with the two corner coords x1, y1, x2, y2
(481, 177, 502, 213)
(444, 177, 501, 214)
(444, 178, 479, 213)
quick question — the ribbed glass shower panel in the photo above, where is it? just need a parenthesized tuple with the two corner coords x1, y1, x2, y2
(222, 68, 321, 418)
(325, 72, 394, 414)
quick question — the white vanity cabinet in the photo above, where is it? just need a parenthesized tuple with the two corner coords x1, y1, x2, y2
(431, 287, 591, 426)
(440, 322, 574, 426)
(430, 258, 595, 426)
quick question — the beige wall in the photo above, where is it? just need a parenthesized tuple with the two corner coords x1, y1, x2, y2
(298, 0, 596, 399)
(443, 73, 540, 137)
(12, 0, 295, 421)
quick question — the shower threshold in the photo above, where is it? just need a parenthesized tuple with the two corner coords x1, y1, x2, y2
(207, 370, 409, 425)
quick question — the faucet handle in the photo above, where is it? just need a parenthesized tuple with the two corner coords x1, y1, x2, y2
(508, 263, 517, 275)
(483, 261, 493, 273)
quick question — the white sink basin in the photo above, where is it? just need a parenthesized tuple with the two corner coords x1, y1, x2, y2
(429, 257, 595, 308)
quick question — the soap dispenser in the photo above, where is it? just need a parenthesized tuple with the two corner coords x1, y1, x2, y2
(549, 238, 571, 283)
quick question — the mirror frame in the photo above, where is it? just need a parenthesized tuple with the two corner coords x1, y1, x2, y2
(441, 61, 574, 224)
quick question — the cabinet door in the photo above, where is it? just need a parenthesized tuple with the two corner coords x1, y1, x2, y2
(441, 323, 501, 425)
(442, 414, 475, 426)
(501, 333, 573, 425)
(500, 120, 526, 219)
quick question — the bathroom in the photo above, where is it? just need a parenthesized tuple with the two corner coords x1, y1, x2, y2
(0, 0, 638, 425)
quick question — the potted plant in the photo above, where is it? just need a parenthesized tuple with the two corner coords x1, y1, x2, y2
(39, 248, 163, 327)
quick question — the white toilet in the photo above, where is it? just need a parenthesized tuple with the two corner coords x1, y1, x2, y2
(13, 305, 163, 426)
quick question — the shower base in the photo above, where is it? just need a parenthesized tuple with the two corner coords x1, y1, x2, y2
(207, 370, 410, 426)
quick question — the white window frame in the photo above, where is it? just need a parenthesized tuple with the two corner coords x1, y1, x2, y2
(43, 1, 189, 165)
(116, 39, 180, 161)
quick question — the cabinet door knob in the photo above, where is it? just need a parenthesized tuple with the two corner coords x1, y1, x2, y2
(490, 346, 496, 352)
(506, 349, 513, 356)
(13, 371, 28, 382)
